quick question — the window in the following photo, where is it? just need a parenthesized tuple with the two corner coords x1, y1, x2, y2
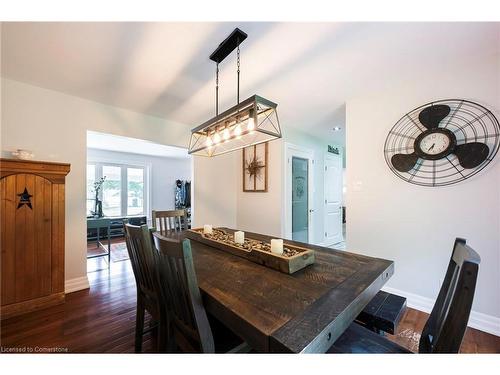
(127, 168, 144, 215)
(87, 162, 148, 217)
(102, 165, 122, 216)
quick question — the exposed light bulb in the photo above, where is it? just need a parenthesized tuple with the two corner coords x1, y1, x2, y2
(223, 128, 230, 140)
(247, 117, 255, 132)
(206, 136, 213, 147)
(234, 124, 242, 137)
(213, 132, 221, 144)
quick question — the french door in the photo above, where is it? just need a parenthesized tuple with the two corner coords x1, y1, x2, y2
(284, 144, 314, 243)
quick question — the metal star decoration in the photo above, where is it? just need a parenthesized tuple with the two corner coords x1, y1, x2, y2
(242, 142, 268, 192)
(17, 187, 33, 209)
(245, 155, 265, 181)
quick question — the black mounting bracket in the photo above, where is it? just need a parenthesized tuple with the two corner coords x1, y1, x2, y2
(209, 28, 248, 63)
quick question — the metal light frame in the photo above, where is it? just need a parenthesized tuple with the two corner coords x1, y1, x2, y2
(188, 29, 282, 157)
(188, 95, 281, 157)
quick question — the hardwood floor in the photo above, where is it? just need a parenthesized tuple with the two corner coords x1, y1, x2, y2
(1, 261, 156, 353)
(1, 259, 499, 353)
(387, 307, 500, 353)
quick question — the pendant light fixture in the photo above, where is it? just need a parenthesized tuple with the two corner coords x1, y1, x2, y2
(188, 28, 282, 157)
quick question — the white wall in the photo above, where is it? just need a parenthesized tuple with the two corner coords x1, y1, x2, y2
(192, 153, 238, 229)
(236, 139, 284, 238)
(346, 54, 500, 329)
(1, 78, 190, 284)
(87, 148, 192, 216)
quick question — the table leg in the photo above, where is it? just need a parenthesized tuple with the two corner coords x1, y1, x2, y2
(96, 228, 100, 249)
(107, 227, 111, 268)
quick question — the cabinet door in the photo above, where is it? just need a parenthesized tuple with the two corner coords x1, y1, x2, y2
(1, 173, 53, 304)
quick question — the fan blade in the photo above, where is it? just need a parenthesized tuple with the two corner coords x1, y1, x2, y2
(454, 142, 489, 169)
(391, 153, 419, 172)
(418, 104, 451, 129)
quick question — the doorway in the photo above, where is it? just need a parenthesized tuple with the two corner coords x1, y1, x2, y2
(284, 144, 314, 243)
(86, 131, 193, 272)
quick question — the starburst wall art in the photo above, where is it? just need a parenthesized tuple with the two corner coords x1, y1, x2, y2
(243, 142, 268, 192)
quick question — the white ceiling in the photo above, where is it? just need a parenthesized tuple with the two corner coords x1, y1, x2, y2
(87, 131, 190, 159)
(2, 22, 499, 145)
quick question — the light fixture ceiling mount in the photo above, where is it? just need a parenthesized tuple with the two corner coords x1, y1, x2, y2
(188, 28, 282, 157)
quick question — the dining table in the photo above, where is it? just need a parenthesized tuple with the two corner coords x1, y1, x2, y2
(153, 228, 394, 353)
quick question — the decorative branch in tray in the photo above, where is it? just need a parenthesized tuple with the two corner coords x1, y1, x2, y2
(186, 227, 315, 274)
(203, 228, 300, 257)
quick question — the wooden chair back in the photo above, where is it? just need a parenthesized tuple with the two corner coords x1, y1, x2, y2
(419, 238, 480, 353)
(152, 209, 187, 232)
(153, 235, 215, 353)
(124, 223, 162, 314)
(123, 219, 138, 285)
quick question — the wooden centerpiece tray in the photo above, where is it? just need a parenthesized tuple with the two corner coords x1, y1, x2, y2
(185, 228, 315, 274)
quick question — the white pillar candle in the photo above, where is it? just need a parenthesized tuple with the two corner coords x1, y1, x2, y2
(234, 231, 245, 244)
(270, 239, 284, 255)
(203, 224, 213, 235)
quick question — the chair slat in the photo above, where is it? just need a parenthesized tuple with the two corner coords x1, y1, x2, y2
(152, 209, 188, 233)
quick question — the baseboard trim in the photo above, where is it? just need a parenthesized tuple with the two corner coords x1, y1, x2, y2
(65, 276, 90, 294)
(382, 286, 500, 337)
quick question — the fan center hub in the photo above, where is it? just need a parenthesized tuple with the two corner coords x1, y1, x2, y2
(414, 128, 457, 160)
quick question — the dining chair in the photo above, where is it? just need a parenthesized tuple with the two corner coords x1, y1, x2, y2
(328, 238, 480, 354)
(123, 222, 169, 353)
(152, 209, 187, 232)
(153, 235, 250, 353)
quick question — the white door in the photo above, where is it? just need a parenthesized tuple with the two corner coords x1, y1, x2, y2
(324, 153, 343, 246)
(284, 144, 314, 243)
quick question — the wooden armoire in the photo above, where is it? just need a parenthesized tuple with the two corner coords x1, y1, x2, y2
(1, 158, 70, 319)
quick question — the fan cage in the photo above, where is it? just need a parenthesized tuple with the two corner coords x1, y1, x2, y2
(384, 99, 500, 187)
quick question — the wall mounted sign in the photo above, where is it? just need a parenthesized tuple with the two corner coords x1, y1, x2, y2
(243, 142, 268, 192)
(17, 187, 33, 209)
(384, 99, 499, 187)
(328, 145, 340, 155)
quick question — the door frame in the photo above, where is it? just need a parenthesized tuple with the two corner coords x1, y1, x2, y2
(283, 142, 314, 243)
(323, 151, 344, 246)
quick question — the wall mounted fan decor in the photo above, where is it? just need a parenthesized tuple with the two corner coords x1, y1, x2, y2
(384, 99, 500, 187)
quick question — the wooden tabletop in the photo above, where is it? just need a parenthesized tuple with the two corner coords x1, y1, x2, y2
(153, 228, 394, 353)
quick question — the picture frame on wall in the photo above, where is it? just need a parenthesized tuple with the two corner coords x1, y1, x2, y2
(243, 142, 268, 192)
